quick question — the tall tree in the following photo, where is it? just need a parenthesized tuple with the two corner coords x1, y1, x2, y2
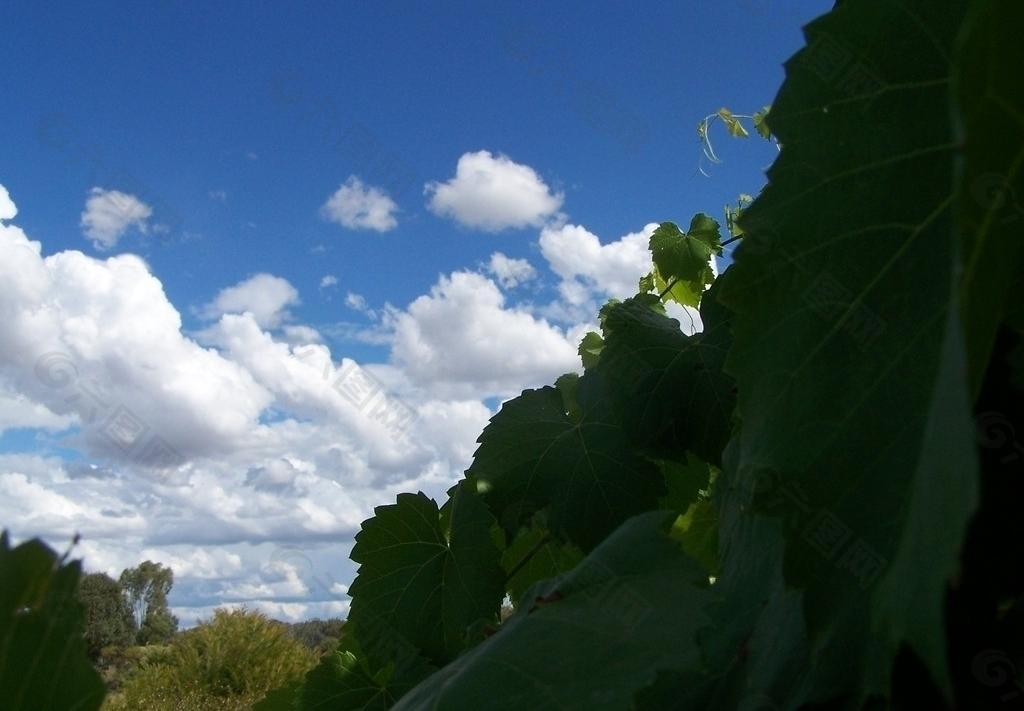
(119, 561, 178, 645)
(78, 572, 135, 659)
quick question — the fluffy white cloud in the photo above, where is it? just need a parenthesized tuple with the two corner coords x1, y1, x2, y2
(487, 252, 537, 288)
(200, 273, 300, 329)
(0, 184, 16, 221)
(319, 275, 338, 289)
(80, 187, 153, 250)
(540, 222, 653, 303)
(425, 151, 563, 231)
(390, 270, 580, 399)
(0, 182, 708, 628)
(0, 198, 273, 464)
(320, 176, 398, 232)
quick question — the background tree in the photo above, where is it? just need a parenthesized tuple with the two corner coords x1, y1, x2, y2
(137, 606, 179, 646)
(78, 572, 135, 659)
(286, 618, 346, 654)
(119, 561, 177, 645)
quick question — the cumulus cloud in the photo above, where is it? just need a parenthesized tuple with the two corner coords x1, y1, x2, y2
(280, 325, 322, 346)
(80, 187, 153, 250)
(487, 252, 537, 288)
(0, 181, 708, 627)
(0, 388, 74, 435)
(537, 222, 705, 332)
(320, 176, 398, 232)
(0, 184, 16, 221)
(540, 222, 653, 303)
(319, 275, 338, 290)
(200, 273, 300, 329)
(390, 270, 580, 399)
(0, 204, 272, 464)
(425, 151, 563, 231)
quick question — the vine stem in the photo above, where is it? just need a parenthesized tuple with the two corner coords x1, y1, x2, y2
(504, 533, 551, 585)
(721, 234, 743, 248)
(658, 277, 680, 299)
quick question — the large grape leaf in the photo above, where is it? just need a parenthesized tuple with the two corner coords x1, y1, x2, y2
(0, 532, 106, 711)
(598, 288, 735, 465)
(467, 375, 665, 551)
(954, 0, 1024, 394)
(345, 482, 505, 690)
(391, 512, 713, 711)
(717, 0, 977, 702)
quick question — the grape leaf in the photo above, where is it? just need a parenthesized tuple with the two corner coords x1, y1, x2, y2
(346, 482, 504, 682)
(500, 520, 583, 608)
(717, 107, 749, 138)
(638, 471, 810, 709)
(657, 456, 712, 516)
(752, 105, 772, 140)
(598, 290, 735, 465)
(0, 532, 106, 711)
(577, 331, 604, 370)
(954, 0, 1024, 395)
(299, 644, 394, 711)
(468, 376, 666, 551)
(718, 0, 976, 702)
(391, 512, 713, 711)
(670, 498, 718, 577)
(648, 218, 720, 308)
(253, 680, 303, 710)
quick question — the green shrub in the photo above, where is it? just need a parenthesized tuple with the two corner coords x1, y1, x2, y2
(107, 608, 316, 710)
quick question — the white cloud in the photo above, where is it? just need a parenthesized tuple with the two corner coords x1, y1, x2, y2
(320, 176, 398, 232)
(200, 273, 300, 329)
(390, 271, 579, 399)
(0, 388, 74, 435)
(0, 181, 710, 627)
(319, 275, 338, 289)
(487, 252, 537, 288)
(0, 184, 16, 221)
(0, 185, 504, 624)
(343, 291, 378, 322)
(425, 151, 563, 231)
(0, 198, 273, 463)
(540, 222, 653, 303)
(80, 188, 153, 250)
(280, 325, 322, 346)
(536, 222, 705, 333)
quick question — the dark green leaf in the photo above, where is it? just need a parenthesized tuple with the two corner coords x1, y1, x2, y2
(347, 483, 505, 678)
(468, 378, 666, 551)
(954, 0, 1024, 396)
(500, 520, 583, 607)
(719, 0, 976, 701)
(295, 647, 393, 711)
(657, 456, 712, 515)
(392, 512, 713, 711)
(0, 532, 106, 711)
(598, 293, 735, 464)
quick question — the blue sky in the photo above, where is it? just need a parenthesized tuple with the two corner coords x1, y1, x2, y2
(0, 0, 831, 623)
